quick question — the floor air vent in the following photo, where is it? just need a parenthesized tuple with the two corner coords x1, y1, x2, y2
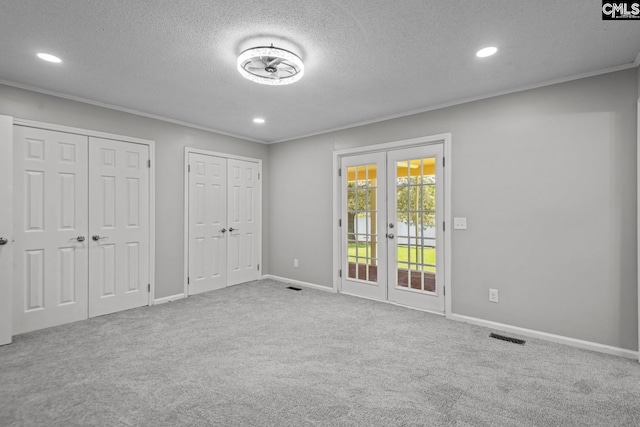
(287, 286, 302, 291)
(490, 333, 526, 345)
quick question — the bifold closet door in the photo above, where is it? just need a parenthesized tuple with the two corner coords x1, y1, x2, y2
(188, 153, 228, 295)
(226, 159, 260, 285)
(88, 137, 150, 317)
(13, 126, 89, 334)
(187, 154, 260, 294)
(12, 128, 151, 332)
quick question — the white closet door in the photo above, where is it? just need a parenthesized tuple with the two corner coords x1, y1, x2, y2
(88, 137, 150, 317)
(188, 153, 228, 295)
(13, 126, 89, 334)
(227, 159, 260, 286)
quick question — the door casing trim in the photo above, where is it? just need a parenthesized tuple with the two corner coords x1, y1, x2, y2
(0, 116, 13, 345)
(332, 133, 452, 315)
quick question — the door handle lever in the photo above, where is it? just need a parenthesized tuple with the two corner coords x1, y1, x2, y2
(92, 235, 108, 241)
(229, 227, 238, 232)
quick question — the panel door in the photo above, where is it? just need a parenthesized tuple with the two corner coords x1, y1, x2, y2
(88, 137, 150, 317)
(227, 159, 260, 286)
(340, 152, 388, 301)
(188, 153, 228, 295)
(387, 145, 444, 313)
(13, 126, 89, 334)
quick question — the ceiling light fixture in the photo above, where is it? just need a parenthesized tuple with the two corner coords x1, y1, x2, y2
(253, 118, 266, 124)
(37, 53, 62, 63)
(237, 45, 304, 86)
(476, 47, 498, 58)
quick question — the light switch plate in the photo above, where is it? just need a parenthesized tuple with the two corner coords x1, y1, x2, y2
(454, 217, 467, 229)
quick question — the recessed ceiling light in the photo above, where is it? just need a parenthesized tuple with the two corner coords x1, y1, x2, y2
(37, 53, 62, 63)
(476, 47, 498, 58)
(253, 118, 266, 124)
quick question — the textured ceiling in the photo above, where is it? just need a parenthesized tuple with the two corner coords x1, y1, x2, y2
(1, 1, 639, 143)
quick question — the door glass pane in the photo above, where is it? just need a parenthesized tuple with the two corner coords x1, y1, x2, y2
(346, 163, 378, 284)
(395, 157, 436, 293)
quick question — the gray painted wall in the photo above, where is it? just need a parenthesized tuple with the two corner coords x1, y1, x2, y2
(1, 68, 637, 351)
(0, 84, 269, 299)
(269, 68, 639, 351)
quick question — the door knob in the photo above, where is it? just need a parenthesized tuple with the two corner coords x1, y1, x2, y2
(76, 236, 85, 242)
(0, 237, 7, 245)
(220, 228, 227, 233)
(92, 235, 108, 241)
(387, 233, 395, 239)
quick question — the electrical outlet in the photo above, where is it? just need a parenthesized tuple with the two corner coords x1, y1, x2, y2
(294, 258, 299, 268)
(454, 217, 467, 229)
(489, 289, 499, 303)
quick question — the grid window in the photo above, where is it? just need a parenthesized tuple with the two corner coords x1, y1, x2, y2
(346, 164, 378, 284)
(395, 157, 436, 293)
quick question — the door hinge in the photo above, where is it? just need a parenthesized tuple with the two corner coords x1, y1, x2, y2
(442, 157, 445, 167)
(339, 219, 342, 227)
(338, 168, 342, 177)
(443, 286, 445, 296)
(258, 173, 261, 180)
(147, 159, 151, 168)
(188, 164, 191, 173)
(339, 269, 342, 278)
(257, 264, 260, 271)
(187, 276, 190, 285)
(443, 221, 445, 231)
(147, 283, 151, 293)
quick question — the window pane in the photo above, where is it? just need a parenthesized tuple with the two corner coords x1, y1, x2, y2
(345, 162, 379, 285)
(393, 156, 437, 293)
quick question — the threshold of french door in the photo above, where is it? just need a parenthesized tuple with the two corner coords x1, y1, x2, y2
(339, 290, 445, 316)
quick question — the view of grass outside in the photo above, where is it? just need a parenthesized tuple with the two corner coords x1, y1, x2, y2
(347, 242, 435, 272)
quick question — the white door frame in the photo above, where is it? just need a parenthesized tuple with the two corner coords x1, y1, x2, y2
(0, 116, 13, 345)
(11, 118, 156, 305)
(332, 133, 452, 316)
(637, 98, 640, 363)
(183, 147, 263, 297)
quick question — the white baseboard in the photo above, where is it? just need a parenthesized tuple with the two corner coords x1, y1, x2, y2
(262, 274, 337, 293)
(448, 313, 638, 360)
(153, 293, 186, 305)
(260, 275, 637, 360)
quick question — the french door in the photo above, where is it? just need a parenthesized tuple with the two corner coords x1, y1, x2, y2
(12, 126, 152, 334)
(187, 152, 260, 295)
(340, 152, 388, 300)
(340, 144, 444, 313)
